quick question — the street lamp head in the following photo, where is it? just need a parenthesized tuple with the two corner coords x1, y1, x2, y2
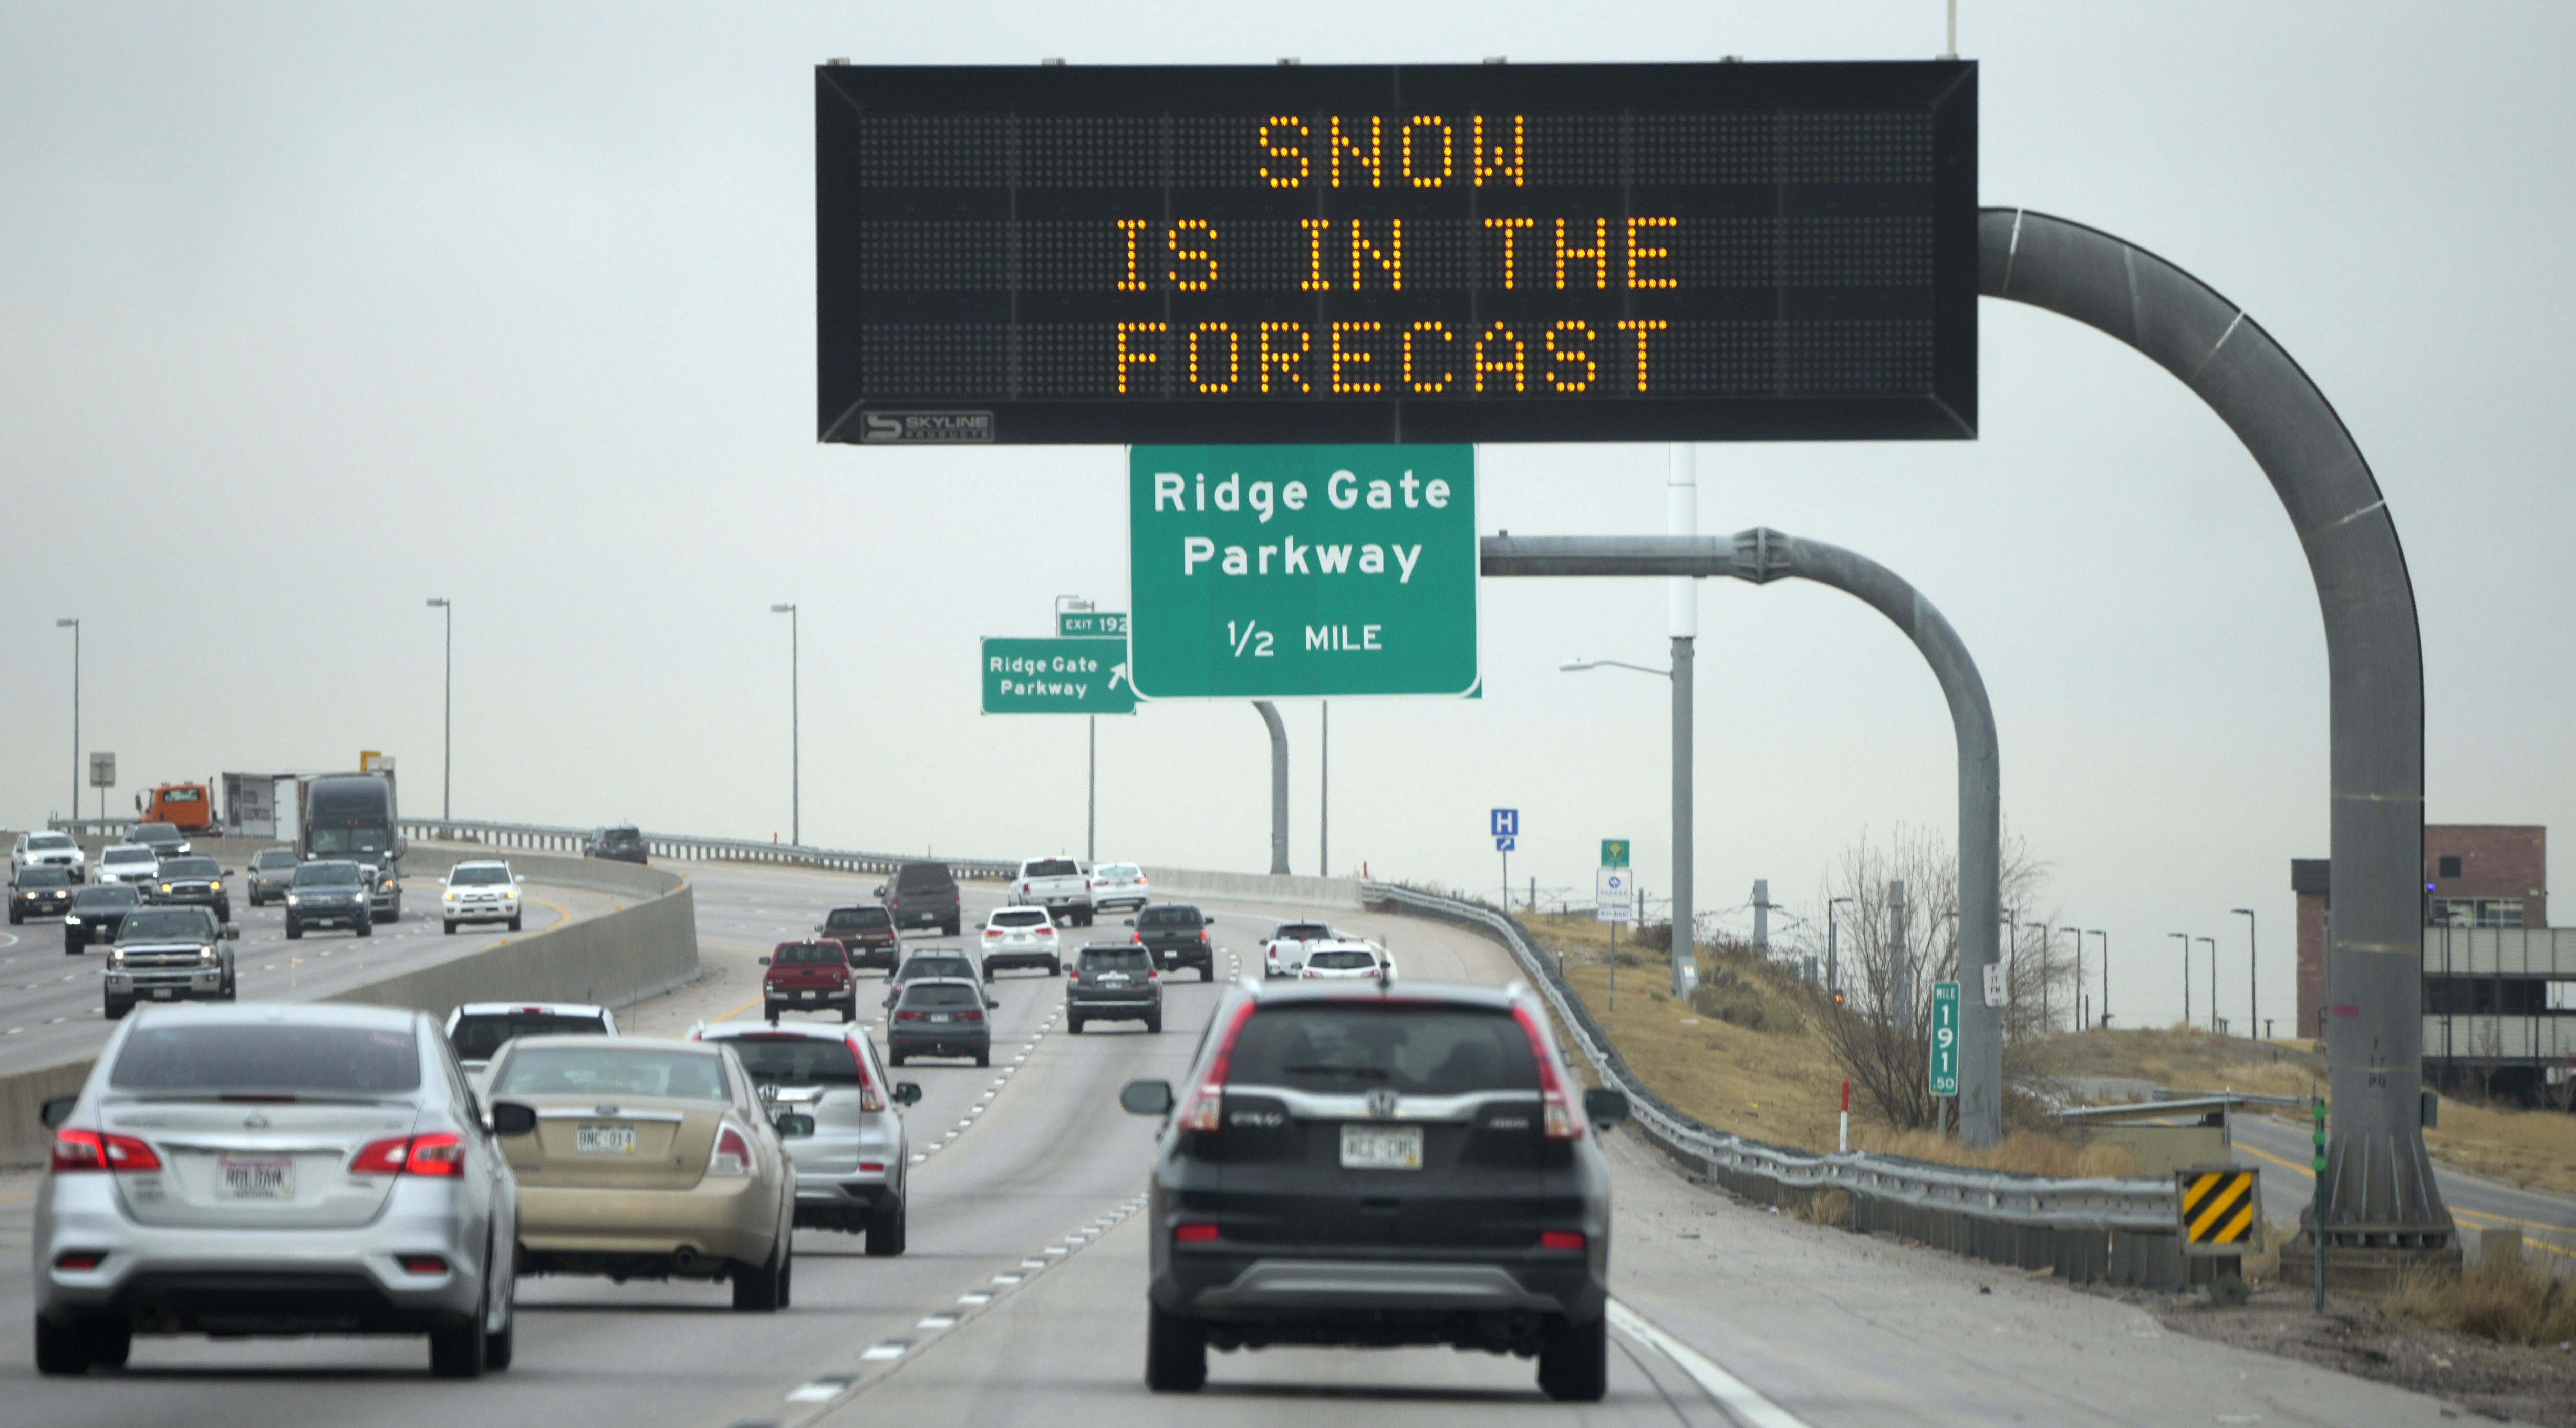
(1559, 658, 1595, 672)
(426, 598, 448, 608)
(2230, 907, 2254, 916)
(770, 603, 795, 614)
(56, 618, 77, 627)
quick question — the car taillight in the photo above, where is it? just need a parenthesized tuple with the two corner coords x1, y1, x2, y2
(50, 1128, 162, 1173)
(959, 1009, 984, 1021)
(1178, 999, 1260, 1133)
(1132, 932, 1142, 944)
(400, 1255, 450, 1275)
(985, 928, 1003, 937)
(1198, 929, 1208, 941)
(1173, 1223, 1220, 1244)
(848, 1036, 885, 1112)
(351, 1132, 466, 1176)
(1302, 968, 1319, 978)
(859, 1160, 885, 1173)
(1512, 1002, 1582, 1140)
(896, 1009, 923, 1020)
(708, 1124, 754, 1177)
(54, 1252, 107, 1271)
(1540, 1230, 1586, 1251)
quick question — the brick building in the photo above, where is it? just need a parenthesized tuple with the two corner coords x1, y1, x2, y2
(2294, 825, 2547, 1037)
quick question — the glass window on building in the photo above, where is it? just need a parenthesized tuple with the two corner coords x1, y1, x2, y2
(2430, 897, 2524, 928)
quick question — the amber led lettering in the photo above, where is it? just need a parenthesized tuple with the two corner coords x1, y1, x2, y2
(1473, 323, 1526, 393)
(1189, 322, 1239, 394)
(1348, 220, 1402, 290)
(1402, 321, 1453, 394)
(1258, 322, 1311, 394)
(1167, 220, 1217, 291)
(1327, 115, 1382, 188)
(1471, 114, 1525, 187)
(1116, 322, 1166, 394)
(1482, 218, 1535, 290)
(1401, 117, 1452, 187)
(1615, 319, 1669, 392)
(1259, 117, 1310, 188)
(1115, 219, 1149, 292)
(1329, 322, 1383, 393)
(1626, 217, 1677, 290)
(1545, 321, 1597, 392)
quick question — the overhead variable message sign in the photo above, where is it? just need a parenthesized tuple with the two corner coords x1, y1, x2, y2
(981, 637, 1137, 714)
(1128, 445, 1476, 698)
(817, 61, 1977, 446)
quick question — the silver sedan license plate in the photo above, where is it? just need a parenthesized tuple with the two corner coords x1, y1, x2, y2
(1340, 1124, 1422, 1170)
(576, 1123, 636, 1155)
(218, 1153, 295, 1199)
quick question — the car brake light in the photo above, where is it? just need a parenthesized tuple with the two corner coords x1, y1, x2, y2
(1540, 1230, 1586, 1251)
(985, 928, 1003, 936)
(50, 1128, 162, 1173)
(1198, 929, 1208, 942)
(709, 1124, 754, 1177)
(1178, 998, 1260, 1133)
(959, 1009, 984, 1021)
(1131, 932, 1141, 944)
(1173, 1222, 1220, 1244)
(54, 1251, 107, 1271)
(1302, 968, 1318, 978)
(350, 1132, 466, 1176)
(896, 1009, 923, 1020)
(401, 1255, 450, 1275)
(351, 1136, 411, 1174)
(1512, 1003, 1582, 1140)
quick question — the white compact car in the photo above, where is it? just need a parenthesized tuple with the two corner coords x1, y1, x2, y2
(1296, 940, 1393, 981)
(1261, 919, 1337, 978)
(440, 861, 522, 934)
(980, 905, 1064, 977)
(1089, 862, 1150, 913)
(14, 831, 87, 879)
(93, 844, 157, 887)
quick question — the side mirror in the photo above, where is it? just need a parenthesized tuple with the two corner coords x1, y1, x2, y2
(223, 868, 237, 876)
(986, 996, 1001, 1010)
(757, 956, 771, 966)
(1123, 918, 1136, 927)
(873, 884, 888, 897)
(489, 1101, 538, 1136)
(1583, 1088, 1631, 1128)
(892, 1082, 923, 1106)
(222, 925, 241, 940)
(771, 1112, 816, 1139)
(40, 1095, 79, 1129)
(1119, 1080, 1175, 1116)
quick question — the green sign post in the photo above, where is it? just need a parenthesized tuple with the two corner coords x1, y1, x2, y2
(1057, 610, 1129, 638)
(980, 637, 1136, 715)
(1600, 839, 1630, 868)
(1928, 981, 1961, 1096)
(1128, 445, 1478, 698)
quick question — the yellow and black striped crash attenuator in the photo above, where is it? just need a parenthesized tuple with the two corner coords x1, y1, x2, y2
(2176, 1167, 2261, 1255)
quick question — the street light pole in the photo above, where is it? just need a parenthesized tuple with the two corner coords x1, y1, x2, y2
(425, 599, 451, 821)
(2170, 932, 2190, 1027)
(1560, 653, 1693, 997)
(2090, 930, 2110, 1027)
(771, 604, 799, 845)
(1056, 595, 1099, 864)
(2197, 936, 2219, 1034)
(56, 618, 79, 821)
(1827, 896, 1854, 1001)
(2231, 908, 2257, 1040)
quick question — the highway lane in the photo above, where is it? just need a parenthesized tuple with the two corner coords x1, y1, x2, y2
(0, 862, 2476, 1424)
(0, 874, 619, 1074)
(2230, 1110, 2576, 1264)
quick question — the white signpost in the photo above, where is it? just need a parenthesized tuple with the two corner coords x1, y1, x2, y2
(1595, 866, 1632, 923)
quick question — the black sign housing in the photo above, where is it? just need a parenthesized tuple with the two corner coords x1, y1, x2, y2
(817, 62, 1976, 446)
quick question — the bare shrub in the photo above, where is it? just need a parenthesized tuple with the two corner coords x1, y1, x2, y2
(2382, 1252, 2576, 1347)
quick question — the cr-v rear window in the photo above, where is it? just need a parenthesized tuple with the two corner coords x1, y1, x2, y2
(904, 983, 983, 1009)
(897, 865, 954, 889)
(1224, 1005, 1537, 1096)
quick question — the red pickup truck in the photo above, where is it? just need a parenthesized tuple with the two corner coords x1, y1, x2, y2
(762, 940, 857, 1024)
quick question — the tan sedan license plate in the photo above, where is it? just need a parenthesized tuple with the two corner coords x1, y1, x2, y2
(1340, 1124, 1423, 1170)
(576, 1123, 636, 1154)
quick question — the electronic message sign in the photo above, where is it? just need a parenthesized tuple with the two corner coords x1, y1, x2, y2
(817, 61, 1976, 446)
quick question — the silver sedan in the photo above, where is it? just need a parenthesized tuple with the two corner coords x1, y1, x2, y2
(33, 1002, 520, 1378)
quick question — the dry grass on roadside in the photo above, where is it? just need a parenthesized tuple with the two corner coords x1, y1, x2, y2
(1854, 1127, 2136, 1179)
(2382, 1250, 2576, 1348)
(2018, 1023, 2324, 1103)
(2425, 1099, 2576, 1200)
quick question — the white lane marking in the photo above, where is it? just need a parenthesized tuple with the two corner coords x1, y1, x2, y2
(1607, 1298, 1811, 1428)
(786, 1375, 856, 1400)
(917, 1314, 958, 1329)
(1018, 1258, 1046, 1269)
(858, 1342, 908, 1362)
(957, 1291, 992, 1305)
(991, 1273, 1022, 1285)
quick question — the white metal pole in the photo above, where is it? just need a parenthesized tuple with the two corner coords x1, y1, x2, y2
(1667, 444, 1698, 997)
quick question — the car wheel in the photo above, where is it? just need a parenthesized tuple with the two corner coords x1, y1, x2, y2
(356, 915, 373, 937)
(1050, 959, 1063, 977)
(508, 914, 522, 932)
(975, 1048, 990, 1067)
(34, 1314, 118, 1376)
(215, 902, 230, 922)
(65, 936, 82, 955)
(103, 997, 131, 1021)
(1145, 1302, 1207, 1392)
(840, 1004, 856, 1024)
(865, 1199, 907, 1257)
(1145, 1014, 1162, 1034)
(889, 1051, 905, 1066)
(7, 907, 20, 925)
(944, 920, 961, 937)
(428, 1281, 488, 1379)
(443, 919, 458, 935)
(765, 1004, 780, 1026)
(1068, 1017, 1084, 1034)
(731, 1235, 788, 1312)
(1202, 963, 1214, 982)
(285, 919, 302, 939)
(1536, 1314, 1608, 1402)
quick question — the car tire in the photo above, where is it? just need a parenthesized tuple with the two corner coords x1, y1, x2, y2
(428, 1279, 488, 1379)
(7, 907, 19, 925)
(508, 914, 522, 932)
(443, 919, 458, 935)
(215, 902, 230, 922)
(356, 915, 373, 937)
(1068, 1017, 1084, 1034)
(1145, 1013, 1162, 1034)
(944, 919, 961, 937)
(104, 996, 131, 1021)
(1144, 1302, 1207, 1393)
(889, 1051, 905, 1066)
(975, 1049, 990, 1067)
(34, 1314, 117, 1376)
(840, 1003, 856, 1024)
(285, 919, 302, 939)
(1536, 1314, 1608, 1402)
(764, 1003, 780, 1026)
(1050, 958, 1063, 977)
(731, 1236, 788, 1312)
(1201, 963, 1214, 982)
(865, 1199, 907, 1257)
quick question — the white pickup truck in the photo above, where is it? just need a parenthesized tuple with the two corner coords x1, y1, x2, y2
(1261, 919, 1338, 978)
(1011, 857, 1095, 927)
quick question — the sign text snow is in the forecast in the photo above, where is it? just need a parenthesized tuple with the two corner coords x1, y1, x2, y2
(980, 637, 1137, 714)
(1129, 445, 1477, 698)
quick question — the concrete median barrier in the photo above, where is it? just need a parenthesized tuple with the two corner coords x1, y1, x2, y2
(0, 849, 698, 1167)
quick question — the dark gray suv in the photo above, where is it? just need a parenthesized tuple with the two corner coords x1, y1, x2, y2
(1067, 943, 1161, 1034)
(1120, 980, 1628, 1401)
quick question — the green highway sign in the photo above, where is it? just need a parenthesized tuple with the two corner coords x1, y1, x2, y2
(1601, 839, 1630, 868)
(981, 637, 1136, 715)
(1057, 610, 1129, 638)
(1928, 981, 1961, 1096)
(1128, 445, 1478, 698)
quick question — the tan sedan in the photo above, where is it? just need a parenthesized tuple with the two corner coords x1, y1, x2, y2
(484, 1034, 799, 1310)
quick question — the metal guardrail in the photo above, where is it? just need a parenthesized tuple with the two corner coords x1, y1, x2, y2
(393, 819, 1015, 880)
(1360, 882, 2198, 1285)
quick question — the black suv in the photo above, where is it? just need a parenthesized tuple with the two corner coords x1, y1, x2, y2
(878, 861, 961, 936)
(147, 854, 232, 922)
(284, 859, 375, 938)
(1119, 979, 1629, 1401)
(1130, 903, 1215, 981)
(886, 978, 992, 1067)
(63, 883, 142, 951)
(9, 865, 76, 924)
(1067, 943, 1161, 1034)
(586, 825, 648, 864)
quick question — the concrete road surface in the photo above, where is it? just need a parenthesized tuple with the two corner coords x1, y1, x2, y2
(0, 861, 2477, 1425)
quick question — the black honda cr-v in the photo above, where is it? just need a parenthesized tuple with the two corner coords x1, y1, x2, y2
(1120, 979, 1629, 1401)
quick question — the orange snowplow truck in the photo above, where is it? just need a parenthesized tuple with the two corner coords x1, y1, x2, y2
(136, 783, 215, 833)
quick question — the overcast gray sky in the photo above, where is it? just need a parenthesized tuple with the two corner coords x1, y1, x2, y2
(5, 2, 2570, 1031)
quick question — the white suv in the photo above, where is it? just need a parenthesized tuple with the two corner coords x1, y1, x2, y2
(440, 861, 522, 934)
(12, 831, 85, 879)
(93, 844, 156, 887)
